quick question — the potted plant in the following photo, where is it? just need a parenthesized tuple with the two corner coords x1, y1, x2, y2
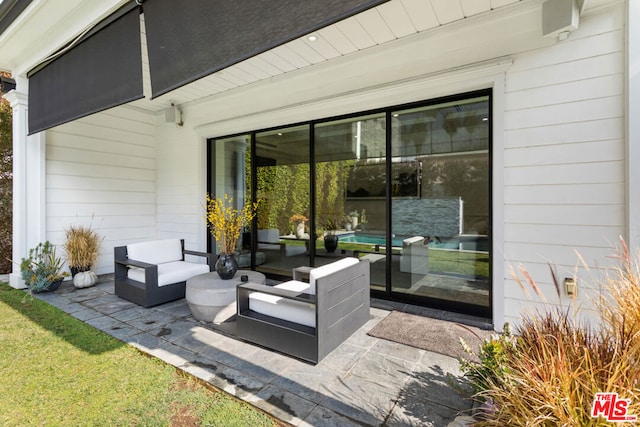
(344, 214, 353, 231)
(20, 241, 69, 293)
(290, 213, 308, 239)
(205, 194, 258, 279)
(63, 225, 102, 277)
(360, 209, 368, 231)
(323, 218, 339, 253)
(349, 210, 359, 229)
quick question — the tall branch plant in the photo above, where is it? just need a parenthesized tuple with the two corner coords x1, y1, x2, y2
(205, 194, 257, 255)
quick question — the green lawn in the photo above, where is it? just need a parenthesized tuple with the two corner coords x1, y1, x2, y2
(0, 283, 280, 427)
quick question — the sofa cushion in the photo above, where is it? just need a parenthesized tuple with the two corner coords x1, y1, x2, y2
(127, 239, 183, 265)
(309, 257, 359, 294)
(128, 260, 209, 287)
(403, 236, 424, 246)
(249, 280, 316, 327)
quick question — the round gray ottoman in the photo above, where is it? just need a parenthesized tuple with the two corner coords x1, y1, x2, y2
(186, 270, 266, 323)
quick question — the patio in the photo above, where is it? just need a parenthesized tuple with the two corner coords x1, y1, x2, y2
(28, 275, 486, 426)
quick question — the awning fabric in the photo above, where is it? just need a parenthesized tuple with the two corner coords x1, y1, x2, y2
(143, 0, 389, 98)
(27, 5, 143, 135)
(25, 0, 390, 133)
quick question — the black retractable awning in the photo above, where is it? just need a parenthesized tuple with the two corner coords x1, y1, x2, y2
(26, 0, 390, 133)
(27, 4, 143, 135)
(140, 0, 388, 98)
(0, 0, 34, 36)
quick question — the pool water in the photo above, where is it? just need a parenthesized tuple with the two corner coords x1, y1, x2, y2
(338, 234, 402, 247)
(337, 233, 488, 251)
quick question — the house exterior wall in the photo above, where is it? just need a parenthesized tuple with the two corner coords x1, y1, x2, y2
(7, 0, 629, 328)
(154, 118, 208, 253)
(149, 1, 625, 328)
(502, 3, 625, 325)
(44, 106, 157, 275)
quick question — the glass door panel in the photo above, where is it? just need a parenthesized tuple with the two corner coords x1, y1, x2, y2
(210, 134, 252, 266)
(255, 125, 310, 276)
(390, 96, 490, 309)
(315, 113, 387, 290)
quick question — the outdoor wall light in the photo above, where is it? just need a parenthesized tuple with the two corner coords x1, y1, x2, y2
(565, 277, 577, 297)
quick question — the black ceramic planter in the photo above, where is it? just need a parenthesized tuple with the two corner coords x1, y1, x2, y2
(324, 234, 339, 253)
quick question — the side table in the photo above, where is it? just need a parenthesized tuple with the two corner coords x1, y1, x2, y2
(186, 270, 266, 323)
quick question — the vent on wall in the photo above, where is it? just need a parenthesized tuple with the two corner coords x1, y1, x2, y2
(542, 0, 580, 40)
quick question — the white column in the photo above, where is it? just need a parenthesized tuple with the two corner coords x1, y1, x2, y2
(4, 78, 46, 289)
(627, 1, 640, 252)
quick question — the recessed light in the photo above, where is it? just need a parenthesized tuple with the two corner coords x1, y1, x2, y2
(307, 35, 318, 42)
(482, 117, 488, 121)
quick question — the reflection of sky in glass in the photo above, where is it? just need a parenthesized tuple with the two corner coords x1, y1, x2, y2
(391, 96, 489, 158)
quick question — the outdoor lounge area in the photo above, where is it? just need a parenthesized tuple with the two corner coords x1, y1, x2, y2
(4, 0, 640, 423)
(29, 274, 487, 426)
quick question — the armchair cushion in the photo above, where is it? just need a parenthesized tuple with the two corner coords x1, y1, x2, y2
(126, 239, 183, 264)
(128, 260, 210, 287)
(249, 280, 315, 327)
(308, 257, 359, 294)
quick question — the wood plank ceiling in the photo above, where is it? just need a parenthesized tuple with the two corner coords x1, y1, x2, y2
(130, 0, 523, 112)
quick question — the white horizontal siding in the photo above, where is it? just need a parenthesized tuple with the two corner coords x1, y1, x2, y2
(501, 3, 625, 327)
(504, 183, 624, 205)
(155, 122, 207, 252)
(46, 105, 157, 275)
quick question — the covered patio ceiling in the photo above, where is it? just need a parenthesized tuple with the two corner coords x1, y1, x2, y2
(133, 0, 527, 113)
(0, 0, 599, 117)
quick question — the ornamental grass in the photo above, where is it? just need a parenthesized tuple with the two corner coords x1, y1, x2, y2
(63, 224, 102, 269)
(462, 239, 640, 426)
(205, 194, 258, 254)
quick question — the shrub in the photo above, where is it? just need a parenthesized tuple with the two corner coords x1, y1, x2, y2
(20, 241, 69, 292)
(459, 323, 515, 395)
(0, 94, 12, 274)
(463, 241, 640, 426)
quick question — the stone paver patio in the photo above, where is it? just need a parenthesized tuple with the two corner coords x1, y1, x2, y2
(29, 275, 487, 426)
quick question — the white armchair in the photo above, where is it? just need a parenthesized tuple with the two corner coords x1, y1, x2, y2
(237, 257, 370, 364)
(114, 239, 212, 307)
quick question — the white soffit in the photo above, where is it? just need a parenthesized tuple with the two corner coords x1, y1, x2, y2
(6, 0, 612, 115)
(130, 0, 525, 112)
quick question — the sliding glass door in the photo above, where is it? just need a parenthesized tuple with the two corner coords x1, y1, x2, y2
(208, 90, 491, 317)
(390, 95, 490, 309)
(209, 134, 252, 265)
(254, 125, 311, 275)
(314, 113, 387, 287)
